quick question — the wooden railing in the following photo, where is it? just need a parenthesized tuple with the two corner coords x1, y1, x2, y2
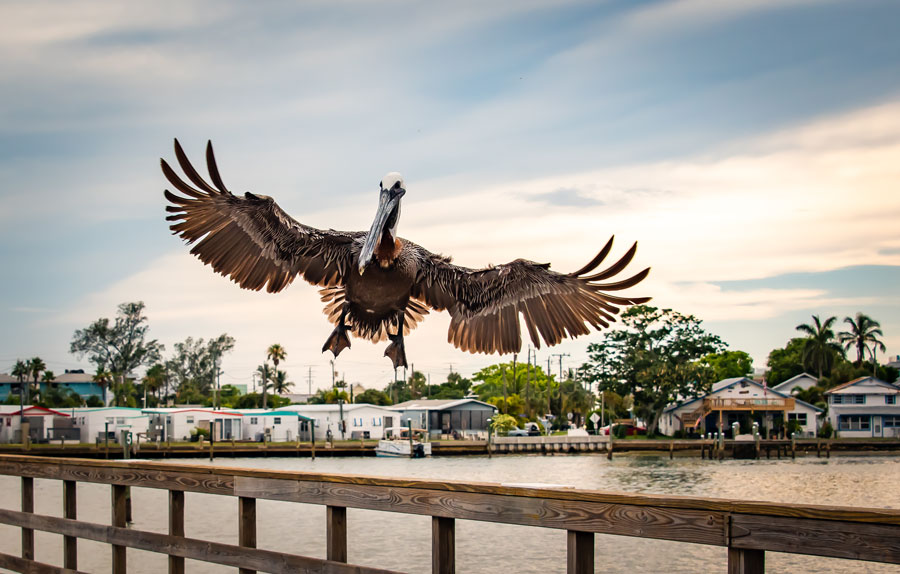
(705, 397, 795, 411)
(0, 454, 898, 573)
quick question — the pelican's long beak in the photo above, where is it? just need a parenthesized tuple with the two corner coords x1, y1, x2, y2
(359, 187, 404, 274)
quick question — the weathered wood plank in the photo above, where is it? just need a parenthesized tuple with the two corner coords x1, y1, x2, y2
(0, 509, 403, 574)
(168, 490, 184, 574)
(1, 454, 899, 526)
(0, 551, 88, 574)
(112, 484, 127, 574)
(235, 477, 727, 546)
(432, 516, 454, 574)
(731, 514, 900, 564)
(21, 477, 34, 561)
(327, 506, 348, 563)
(239, 497, 257, 574)
(63, 480, 77, 570)
(567, 531, 594, 574)
(727, 547, 764, 574)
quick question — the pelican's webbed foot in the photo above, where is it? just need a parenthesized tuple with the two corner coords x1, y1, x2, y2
(323, 326, 351, 357)
(384, 331, 408, 369)
(323, 305, 352, 357)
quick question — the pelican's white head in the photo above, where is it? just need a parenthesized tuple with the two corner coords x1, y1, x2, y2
(359, 172, 406, 274)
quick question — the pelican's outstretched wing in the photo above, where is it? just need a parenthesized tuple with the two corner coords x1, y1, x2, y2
(410, 237, 650, 354)
(163, 139, 360, 293)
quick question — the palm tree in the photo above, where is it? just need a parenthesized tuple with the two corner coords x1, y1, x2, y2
(41, 370, 56, 399)
(256, 363, 273, 409)
(267, 344, 286, 374)
(839, 313, 884, 366)
(11, 359, 28, 410)
(795, 315, 842, 378)
(27, 357, 46, 403)
(93, 367, 113, 406)
(271, 369, 294, 395)
(143, 364, 167, 407)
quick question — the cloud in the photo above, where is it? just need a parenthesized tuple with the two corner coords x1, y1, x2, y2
(526, 187, 604, 207)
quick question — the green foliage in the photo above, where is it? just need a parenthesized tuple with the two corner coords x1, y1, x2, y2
(36, 386, 83, 408)
(489, 414, 518, 434)
(765, 338, 806, 385)
(85, 395, 104, 407)
(309, 388, 349, 404)
(473, 361, 553, 418)
(838, 312, 884, 366)
(612, 424, 628, 439)
(167, 334, 235, 396)
(818, 421, 834, 439)
(698, 350, 753, 380)
(795, 315, 843, 378)
(581, 305, 726, 435)
(355, 388, 393, 405)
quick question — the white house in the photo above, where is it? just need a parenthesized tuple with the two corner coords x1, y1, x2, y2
(825, 377, 900, 438)
(142, 408, 244, 441)
(275, 404, 395, 440)
(770, 373, 819, 395)
(388, 398, 497, 438)
(0, 406, 72, 443)
(660, 377, 823, 438)
(67, 407, 150, 444)
(234, 409, 308, 442)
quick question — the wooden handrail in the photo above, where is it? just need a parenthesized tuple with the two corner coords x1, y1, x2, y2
(0, 454, 898, 573)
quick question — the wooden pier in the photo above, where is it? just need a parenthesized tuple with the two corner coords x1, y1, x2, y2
(0, 454, 898, 573)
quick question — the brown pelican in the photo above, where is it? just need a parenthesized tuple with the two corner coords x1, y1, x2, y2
(162, 140, 650, 369)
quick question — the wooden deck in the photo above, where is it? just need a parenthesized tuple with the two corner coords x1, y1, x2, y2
(0, 454, 898, 573)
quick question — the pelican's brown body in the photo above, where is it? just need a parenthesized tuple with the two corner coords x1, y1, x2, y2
(162, 139, 651, 369)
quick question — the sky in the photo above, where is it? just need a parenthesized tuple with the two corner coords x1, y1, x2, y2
(2, 0, 899, 393)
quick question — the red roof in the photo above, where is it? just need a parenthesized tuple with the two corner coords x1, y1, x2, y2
(7, 406, 70, 417)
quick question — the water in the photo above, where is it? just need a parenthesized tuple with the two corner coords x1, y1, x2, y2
(1, 453, 898, 573)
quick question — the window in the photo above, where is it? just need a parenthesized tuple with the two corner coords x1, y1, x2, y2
(832, 394, 866, 404)
(886, 395, 897, 405)
(186, 416, 194, 424)
(106, 417, 114, 424)
(851, 395, 866, 404)
(884, 416, 900, 428)
(839, 415, 870, 431)
(273, 417, 281, 425)
(353, 418, 362, 427)
(788, 413, 808, 425)
(116, 417, 125, 425)
(250, 417, 258, 425)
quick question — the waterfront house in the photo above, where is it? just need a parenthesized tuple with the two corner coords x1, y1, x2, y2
(67, 407, 150, 444)
(824, 377, 900, 438)
(46, 369, 106, 404)
(234, 409, 309, 442)
(142, 408, 244, 442)
(770, 372, 819, 395)
(0, 373, 25, 403)
(660, 377, 823, 438)
(275, 404, 395, 440)
(0, 406, 71, 443)
(388, 398, 498, 439)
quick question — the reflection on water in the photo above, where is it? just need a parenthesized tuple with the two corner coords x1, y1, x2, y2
(0, 454, 898, 573)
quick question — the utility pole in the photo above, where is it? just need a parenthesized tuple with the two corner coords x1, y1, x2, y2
(501, 366, 508, 414)
(547, 355, 552, 418)
(526, 346, 532, 418)
(308, 366, 312, 399)
(330, 360, 336, 389)
(552, 353, 570, 381)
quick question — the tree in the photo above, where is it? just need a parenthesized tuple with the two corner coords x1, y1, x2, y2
(92, 367, 113, 406)
(839, 312, 884, 366)
(489, 414, 518, 435)
(27, 357, 47, 403)
(765, 338, 806, 385)
(795, 315, 842, 378)
(581, 305, 726, 435)
(256, 363, 273, 409)
(11, 360, 29, 405)
(473, 361, 553, 417)
(70, 302, 164, 405)
(165, 334, 235, 401)
(142, 364, 168, 406)
(267, 344, 286, 377)
(271, 369, 294, 395)
(355, 388, 393, 405)
(698, 350, 753, 381)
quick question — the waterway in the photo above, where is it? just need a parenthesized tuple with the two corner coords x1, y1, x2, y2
(1, 453, 898, 573)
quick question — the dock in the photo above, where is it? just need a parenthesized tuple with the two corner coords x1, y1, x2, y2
(0, 453, 898, 573)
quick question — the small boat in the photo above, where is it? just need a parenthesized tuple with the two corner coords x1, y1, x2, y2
(376, 426, 432, 458)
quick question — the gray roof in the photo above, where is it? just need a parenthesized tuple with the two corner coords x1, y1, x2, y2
(390, 398, 496, 411)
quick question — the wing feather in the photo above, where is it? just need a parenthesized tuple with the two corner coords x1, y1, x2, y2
(162, 139, 359, 293)
(411, 237, 650, 354)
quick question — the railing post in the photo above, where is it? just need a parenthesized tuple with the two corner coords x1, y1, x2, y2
(64, 479, 77, 569)
(21, 477, 33, 560)
(728, 547, 765, 573)
(239, 497, 257, 574)
(112, 484, 127, 574)
(326, 505, 347, 563)
(169, 490, 185, 574)
(432, 516, 455, 574)
(567, 530, 593, 574)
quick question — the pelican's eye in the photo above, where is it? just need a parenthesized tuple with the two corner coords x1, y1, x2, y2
(392, 181, 401, 190)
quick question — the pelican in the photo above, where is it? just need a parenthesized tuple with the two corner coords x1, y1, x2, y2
(162, 140, 650, 369)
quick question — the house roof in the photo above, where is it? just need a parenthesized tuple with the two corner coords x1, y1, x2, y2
(825, 376, 900, 394)
(53, 372, 96, 383)
(234, 409, 311, 420)
(275, 403, 393, 413)
(389, 398, 497, 411)
(6, 406, 70, 417)
(771, 372, 817, 389)
(0, 373, 20, 384)
(664, 377, 796, 413)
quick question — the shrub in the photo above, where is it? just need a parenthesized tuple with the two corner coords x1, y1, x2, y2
(817, 421, 834, 439)
(612, 424, 627, 439)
